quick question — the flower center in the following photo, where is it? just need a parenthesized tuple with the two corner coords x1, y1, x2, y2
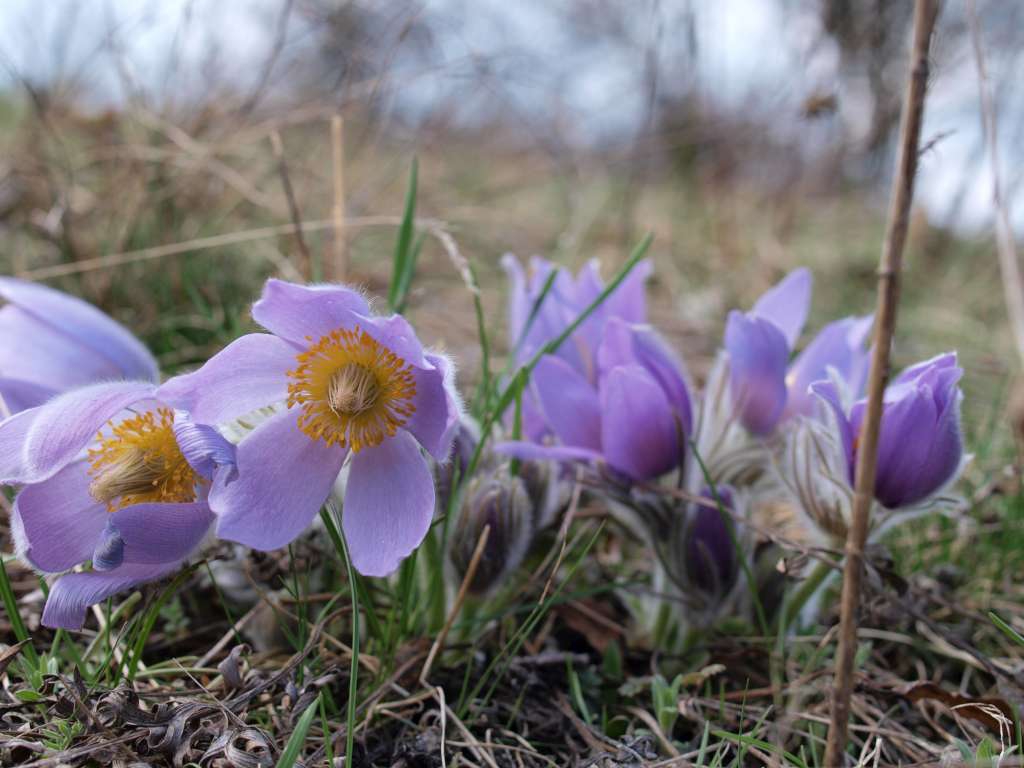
(286, 325, 417, 452)
(88, 408, 200, 512)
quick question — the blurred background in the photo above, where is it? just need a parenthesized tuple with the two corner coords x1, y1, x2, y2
(0, 0, 1018, 452)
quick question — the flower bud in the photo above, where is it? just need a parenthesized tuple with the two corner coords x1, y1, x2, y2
(435, 417, 482, 515)
(450, 473, 534, 595)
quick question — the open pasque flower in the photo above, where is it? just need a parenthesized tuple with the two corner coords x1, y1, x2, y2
(498, 316, 693, 482)
(0, 278, 158, 415)
(0, 381, 234, 628)
(782, 352, 966, 542)
(158, 279, 462, 577)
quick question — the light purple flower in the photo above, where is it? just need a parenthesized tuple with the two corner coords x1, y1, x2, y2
(812, 352, 964, 509)
(497, 317, 692, 482)
(0, 278, 158, 415)
(0, 381, 233, 629)
(157, 279, 462, 577)
(725, 269, 871, 435)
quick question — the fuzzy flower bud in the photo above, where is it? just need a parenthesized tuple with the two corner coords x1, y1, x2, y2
(450, 472, 534, 595)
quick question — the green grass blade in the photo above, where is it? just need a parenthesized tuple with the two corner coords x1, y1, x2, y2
(0, 556, 38, 667)
(275, 692, 321, 768)
(990, 611, 1024, 647)
(388, 158, 419, 313)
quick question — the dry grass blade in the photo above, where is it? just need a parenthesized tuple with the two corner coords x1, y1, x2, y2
(825, 1, 940, 764)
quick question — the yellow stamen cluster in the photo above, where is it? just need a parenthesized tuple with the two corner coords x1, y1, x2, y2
(88, 408, 200, 512)
(286, 326, 417, 452)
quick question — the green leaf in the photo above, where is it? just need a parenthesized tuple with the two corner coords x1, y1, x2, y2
(15, 689, 43, 703)
(275, 693, 321, 768)
(990, 611, 1024, 647)
(388, 158, 419, 313)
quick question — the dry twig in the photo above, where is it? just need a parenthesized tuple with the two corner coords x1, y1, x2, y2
(824, 1, 940, 764)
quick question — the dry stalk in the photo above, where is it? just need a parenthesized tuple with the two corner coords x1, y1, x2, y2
(823, 1, 940, 764)
(330, 115, 348, 282)
(269, 129, 313, 281)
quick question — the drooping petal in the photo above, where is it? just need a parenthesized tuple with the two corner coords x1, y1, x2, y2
(109, 502, 214, 564)
(750, 268, 812, 348)
(211, 410, 345, 551)
(785, 315, 872, 419)
(21, 381, 156, 484)
(531, 355, 601, 451)
(0, 277, 158, 383)
(42, 563, 180, 630)
(404, 353, 462, 461)
(724, 312, 789, 436)
(599, 364, 680, 480)
(343, 430, 434, 577)
(0, 377, 57, 416)
(251, 279, 371, 346)
(12, 460, 107, 573)
(172, 413, 237, 481)
(157, 334, 294, 425)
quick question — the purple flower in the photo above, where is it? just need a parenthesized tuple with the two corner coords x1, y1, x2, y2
(0, 278, 158, 416)
(725, 269, 871, 435)
(497, 317, 692, 481)
(812, 352, 964, 509)
(682, 488, 738, 596)
(502, 254, 652, 379)
(0, 381, 233, 628)
(157, 279, 462, 577)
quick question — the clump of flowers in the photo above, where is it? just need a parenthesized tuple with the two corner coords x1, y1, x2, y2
(158, 279, 463, 577)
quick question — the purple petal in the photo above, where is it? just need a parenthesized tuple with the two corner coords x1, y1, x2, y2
(211, 410, 345, 550)
(0, 407, 38, 483)
(686, 491, 736, 593)
(348, 310, 431, 370)
(405, 353, 461, 461)
(157, 333, 294, 425)
(599, 364, 681, 480)
(251, 279, 371, 346)
(725, 312, 789, 436)
(42, 563, 180, 630)
(599, 318, 693, 437)
(109, 502, 214, 564)
(750, 268, 812, 348)
(893, 351, 959, 387)
(785, 315, 872, 419)
(493, 440, 602, 465)
(21, 381, 155, 484)
(531, 354, 601, 450)
(172, 413, 237, 481)
(343, 430, 434, 577)
(12, 459, 107, 573)
(588, 257, 652, 325)
(0, 377, 57, 416)
(501, 253, 529, 348)
(0, 277, 158, 383)
(809, 380, 855, 475)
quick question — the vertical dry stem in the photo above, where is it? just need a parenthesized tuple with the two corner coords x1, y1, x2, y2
(330, 115, 348, 283)
(823, 1, 939, 764)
